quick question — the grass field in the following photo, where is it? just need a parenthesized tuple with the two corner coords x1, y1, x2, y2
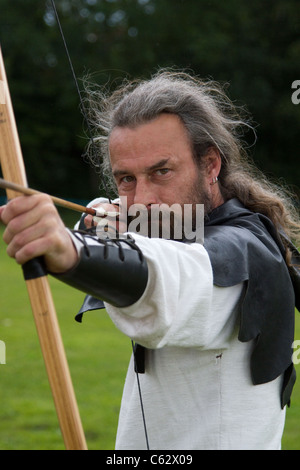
(0, 218, 299, 450)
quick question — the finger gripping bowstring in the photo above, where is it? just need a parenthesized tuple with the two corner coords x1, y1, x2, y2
(50, 1, 150, 449)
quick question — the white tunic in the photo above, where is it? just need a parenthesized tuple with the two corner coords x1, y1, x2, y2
(102, 234, 286, 450)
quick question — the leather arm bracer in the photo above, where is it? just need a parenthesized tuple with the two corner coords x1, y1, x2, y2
(52, 231, 149, 308)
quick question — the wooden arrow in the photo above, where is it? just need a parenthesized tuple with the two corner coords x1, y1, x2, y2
(0, 177, 120, 218)
(0, 47, 87, 450)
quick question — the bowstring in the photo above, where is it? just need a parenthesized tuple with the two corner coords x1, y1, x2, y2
(131, 341, 150, 450)
(50, 0, 150, 450)
(50, 0, 111, 203)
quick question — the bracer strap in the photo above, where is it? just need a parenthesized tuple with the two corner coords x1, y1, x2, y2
(52, 231, 149, 309)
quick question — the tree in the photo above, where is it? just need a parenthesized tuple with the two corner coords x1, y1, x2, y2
(0, 0, 299, 199)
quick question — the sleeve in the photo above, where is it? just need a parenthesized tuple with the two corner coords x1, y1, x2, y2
(104, 233, 244, 350)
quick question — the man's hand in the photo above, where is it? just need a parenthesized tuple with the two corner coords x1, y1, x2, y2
(0, 194, 78, 274)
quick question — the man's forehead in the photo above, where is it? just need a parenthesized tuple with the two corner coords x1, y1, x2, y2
(109, 114, 192, 171)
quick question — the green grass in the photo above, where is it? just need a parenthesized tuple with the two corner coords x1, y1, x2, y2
(0, 220, 299, 450)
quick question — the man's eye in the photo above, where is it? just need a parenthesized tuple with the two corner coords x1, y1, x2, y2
(155, 168, 169, 175)
(121, 175, 135, 183)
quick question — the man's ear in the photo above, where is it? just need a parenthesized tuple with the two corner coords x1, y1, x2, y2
(203, 147, 222, 179)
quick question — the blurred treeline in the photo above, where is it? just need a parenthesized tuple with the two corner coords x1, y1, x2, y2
(0, 0, 299, 201)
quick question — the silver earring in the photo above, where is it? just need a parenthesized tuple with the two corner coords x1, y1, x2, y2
(210, 176, 219, 185)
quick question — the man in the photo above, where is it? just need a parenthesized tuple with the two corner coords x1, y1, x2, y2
(1, 71, 299, 449)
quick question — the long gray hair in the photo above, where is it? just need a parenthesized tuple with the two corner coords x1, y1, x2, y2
(84, 70, 300, 252)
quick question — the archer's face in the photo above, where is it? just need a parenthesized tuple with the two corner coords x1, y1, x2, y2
(109, 113, 208, 209)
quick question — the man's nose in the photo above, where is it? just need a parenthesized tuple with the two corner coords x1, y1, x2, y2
(133, 179, 159, 207)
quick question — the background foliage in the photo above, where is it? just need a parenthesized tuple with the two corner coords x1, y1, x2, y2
(0, 0, 299, 202)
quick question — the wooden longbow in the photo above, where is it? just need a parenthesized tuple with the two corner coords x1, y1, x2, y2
(0, 47, 87, 450)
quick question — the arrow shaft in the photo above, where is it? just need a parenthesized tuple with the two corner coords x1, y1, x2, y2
(0, 177, 96, 216)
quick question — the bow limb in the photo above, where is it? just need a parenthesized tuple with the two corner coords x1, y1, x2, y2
(0, 47, 87, 450)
